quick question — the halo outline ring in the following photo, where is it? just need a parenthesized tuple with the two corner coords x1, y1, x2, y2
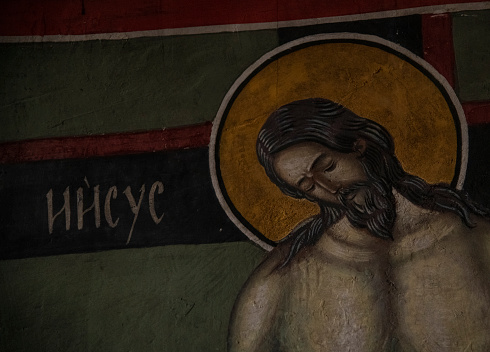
(209, 32, 468, 251)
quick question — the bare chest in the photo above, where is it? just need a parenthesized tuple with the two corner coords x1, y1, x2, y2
(273, 257, 394, 351)
(271, 229, 490, 352)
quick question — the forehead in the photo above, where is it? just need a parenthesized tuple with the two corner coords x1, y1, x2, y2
(272, 142, 335, 183)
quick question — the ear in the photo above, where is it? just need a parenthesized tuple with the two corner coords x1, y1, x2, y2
(353, 138, 367, 156)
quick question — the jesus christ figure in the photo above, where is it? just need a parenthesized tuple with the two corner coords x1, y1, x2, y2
(228, 98, 490, 352)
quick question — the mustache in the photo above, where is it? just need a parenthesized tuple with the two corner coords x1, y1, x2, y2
(331, 179, 396, 240)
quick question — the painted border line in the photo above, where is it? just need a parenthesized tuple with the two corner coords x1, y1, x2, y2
(1, 2, 490, 43)
(420, 14, 490, 124)
(463, 102, 490, 125)
(1, 104, 487, 166)
(0, 122, 212, 165)
(422, 13, 456, 87)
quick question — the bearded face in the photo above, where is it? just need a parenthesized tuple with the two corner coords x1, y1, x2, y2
(272, 141, 397, 240)
(337, 178, 396, 239)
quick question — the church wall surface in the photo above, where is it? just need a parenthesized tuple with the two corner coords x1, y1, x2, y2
(1, 1, 489, 351)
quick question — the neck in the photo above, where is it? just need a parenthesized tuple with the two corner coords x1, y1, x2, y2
(391, 190, 435, 237)
(314, 191, 444, 262)
(316, 216, 389, 263)
(390, 191, 458, 261)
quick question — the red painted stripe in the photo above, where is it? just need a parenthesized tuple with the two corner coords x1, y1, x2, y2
(1, 0, 487, 36)
(1, 104, 489, 165)
(0, 122, 212, 164)
(421, 15, 490, 126)
(463, 102, 490, 125)
(421, 13, 455, 87)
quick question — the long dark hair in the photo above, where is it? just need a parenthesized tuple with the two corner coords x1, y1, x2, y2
(257, 98, 489, 265)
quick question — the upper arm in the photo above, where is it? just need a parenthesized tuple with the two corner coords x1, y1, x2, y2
(228, 252, 286, 352)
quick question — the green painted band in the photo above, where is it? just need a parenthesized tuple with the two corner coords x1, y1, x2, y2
(0, 30, 279, 142)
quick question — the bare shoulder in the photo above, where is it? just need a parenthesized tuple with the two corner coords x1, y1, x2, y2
(467, 216, 490, 267)
(232, 242, 289, 305)
(227, 241, 290, 352)
(391, 210, 490, 262)
(441, 213, 490, 255)
(470, 215, 490, 235)
(390, 213, 490, 351)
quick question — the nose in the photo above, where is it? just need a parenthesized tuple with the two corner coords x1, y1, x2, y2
(314, 175, 340, 194)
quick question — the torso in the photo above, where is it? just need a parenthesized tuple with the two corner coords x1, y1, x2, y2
(389, 213, 490, 351)
(229, 212, 490, 352)
(274, 244, 393, 351)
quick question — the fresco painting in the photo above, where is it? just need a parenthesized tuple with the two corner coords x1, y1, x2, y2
(1, 2, 490, 351)
(213, 36, 463, 246)
(213, 36, 489, 351)
(231, 99, 490, 350)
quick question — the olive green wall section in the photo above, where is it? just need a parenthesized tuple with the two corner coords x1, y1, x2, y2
(0, 242, 266, 352)
(0, 30, 278, 142)
(453, 10, 490, 102)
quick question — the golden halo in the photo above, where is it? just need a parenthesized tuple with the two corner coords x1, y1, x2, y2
(211, 34, 467, 249)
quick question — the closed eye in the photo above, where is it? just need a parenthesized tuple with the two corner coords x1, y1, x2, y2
(324, 161, 336, 172)
(298, 178, 315, 193)
(304, 183, 315, 192)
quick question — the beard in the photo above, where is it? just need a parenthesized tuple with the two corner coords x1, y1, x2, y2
(320, 178, 396, 240)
